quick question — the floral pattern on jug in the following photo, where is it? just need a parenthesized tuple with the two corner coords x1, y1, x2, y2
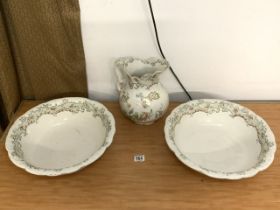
(115, 57, 170, 125)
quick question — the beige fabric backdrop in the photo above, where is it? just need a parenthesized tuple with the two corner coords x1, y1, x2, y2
(0, 0, 87, 133)
(0, 10, 20, 122)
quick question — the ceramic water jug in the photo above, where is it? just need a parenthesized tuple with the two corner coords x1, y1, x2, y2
(115, 57, 169, 125)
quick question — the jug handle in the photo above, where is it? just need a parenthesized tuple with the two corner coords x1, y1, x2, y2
(115, 62, 127, 92)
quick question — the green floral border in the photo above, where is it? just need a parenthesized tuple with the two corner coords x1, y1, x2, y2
(8, 98, 113, 172)
(115, 56, 169, 89)
(166, 100, 275, 176)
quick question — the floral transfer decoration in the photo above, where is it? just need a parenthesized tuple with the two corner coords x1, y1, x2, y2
(119, 90, 165, 124)
(166, 99, 276, 176)
(7, 98, 114, 173)
(115, 57, 169, 90)
(115, 56, 169, 125)
(136, 91, 160, 108)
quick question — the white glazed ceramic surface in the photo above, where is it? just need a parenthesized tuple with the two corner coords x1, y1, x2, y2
(165, 99, 276, 179)
(115, 57, 169, 125)
(5, 97, 116, 176)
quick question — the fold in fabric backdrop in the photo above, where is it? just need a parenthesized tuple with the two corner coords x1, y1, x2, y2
(0, 0, 88, 132)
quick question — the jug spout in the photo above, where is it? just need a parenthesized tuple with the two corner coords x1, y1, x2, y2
(115, 57, 169, 90)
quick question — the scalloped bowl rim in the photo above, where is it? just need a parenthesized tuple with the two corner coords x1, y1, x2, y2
(164, 99, 276, 180)
(5, 97, 116, 176)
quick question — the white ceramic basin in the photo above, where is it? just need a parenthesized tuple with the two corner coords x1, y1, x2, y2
(164, 99, 276, 179)
(5, 97, 115, 176)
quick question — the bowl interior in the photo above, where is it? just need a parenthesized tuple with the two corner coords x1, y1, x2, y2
(21, 111, 106, 170)
(174, 111, 261, 173)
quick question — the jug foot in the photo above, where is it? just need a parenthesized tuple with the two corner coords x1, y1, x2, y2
(135, 121, 155, 125)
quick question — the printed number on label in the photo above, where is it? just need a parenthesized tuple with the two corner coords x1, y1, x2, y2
(134, 154, 145, 162)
